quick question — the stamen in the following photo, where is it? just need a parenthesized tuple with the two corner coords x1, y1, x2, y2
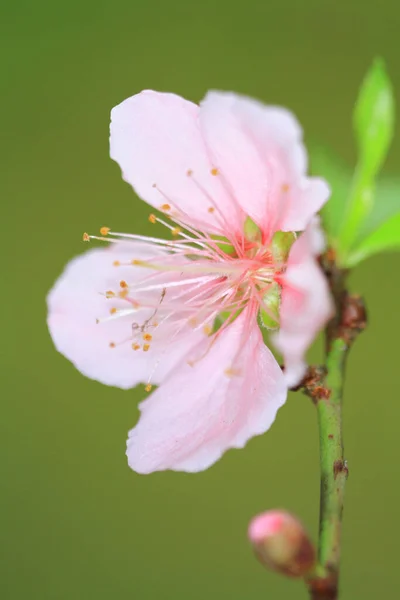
(83, 232, 90, 242)
(224, 367, 242, 377)
(85, 180, 289, 378)
(145, 384, 152, 392)
(210, 168, 219, 176)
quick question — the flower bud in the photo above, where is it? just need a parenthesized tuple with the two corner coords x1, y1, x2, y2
(248, 510, 316, 578)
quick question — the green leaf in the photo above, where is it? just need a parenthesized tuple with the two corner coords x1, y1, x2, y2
(310, 145, 351, 242)
(338, 59, 395, 254)
(346, 212, 400, 266)
(355, 177, 400, 243)
(354, 58, 395, 180)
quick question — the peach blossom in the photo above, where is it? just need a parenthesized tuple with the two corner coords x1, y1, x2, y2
(47, 90, 332, 473)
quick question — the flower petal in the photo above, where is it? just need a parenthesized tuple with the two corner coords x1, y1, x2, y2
(110, 91, 242, 234)
(199, 91, 329, 236)
(281, 178, 330, 232)
(273, 220, 334, 387)
(127, 309, 287, 473)
(47, 247, 202, 389)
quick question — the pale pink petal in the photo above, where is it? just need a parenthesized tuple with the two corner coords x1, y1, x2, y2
(281, 178, 330, 232)
(127, 309, 287, 473)
(199, 91, 329, 237)
(273, 220, 334, 387)
(110, 91, 243, 234)
(47, 247, 203, 389)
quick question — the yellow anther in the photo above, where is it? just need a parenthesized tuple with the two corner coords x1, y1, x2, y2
(152, 183, 157, 188)
(120, 280, 128, 288)
(224, 367, 242, 378)
(143, 333, 153, 342)
(113, 260, 120, 267)
(118, 289, 129, 299)
(132, 343, 140, 351)
(188, 317, 198, 328)
(208, 207, 215, 213)
(83, 232, 90, 242)
(203, 324, 212, 336)
(160, 203, 171, 211)
(281, 183, 290, 192)
(149, 214, 157, 224)
(186, 169, 193, 177)
(105, 290, 115, 298)
(109, 342, 116, 348)
(100, 226, 110, 236)
(143, 344, 150, 352)
(171, 227, 181, 237)
(110, 307, 117, 315)
(210, 167, 219, 176)
(131, 259, 141, 265)
(145, 384, 152, 392)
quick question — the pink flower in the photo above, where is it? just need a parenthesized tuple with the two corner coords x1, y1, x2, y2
(47, 90, 333, 473)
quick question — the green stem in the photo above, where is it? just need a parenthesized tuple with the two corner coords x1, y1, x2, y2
(318, 338, 348, 571)
(315, 339, 349, 600)
(306, 260, 366, 600)
(306, 339, 348, 600)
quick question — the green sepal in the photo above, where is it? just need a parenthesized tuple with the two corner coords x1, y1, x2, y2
(212, 308, 243, 333)
(244, 216, 262, 243)
(211, 235, 236, 256)
(271, 231, 297, 263)
(259, 282, 281, 331)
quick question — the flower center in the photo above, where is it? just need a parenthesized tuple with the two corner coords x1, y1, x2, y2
(83, 207, 296, 389)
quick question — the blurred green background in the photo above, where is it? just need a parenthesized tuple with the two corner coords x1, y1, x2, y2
(2, 1, 399, 598)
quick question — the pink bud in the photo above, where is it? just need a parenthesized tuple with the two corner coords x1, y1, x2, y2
(248, 510, 316, 578)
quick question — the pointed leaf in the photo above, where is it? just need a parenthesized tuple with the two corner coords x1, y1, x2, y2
(354, 58, 395, 180)
(338, 59, 395, 254)
(346, 212, 400, 266)
(356, 177, 400, 242)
